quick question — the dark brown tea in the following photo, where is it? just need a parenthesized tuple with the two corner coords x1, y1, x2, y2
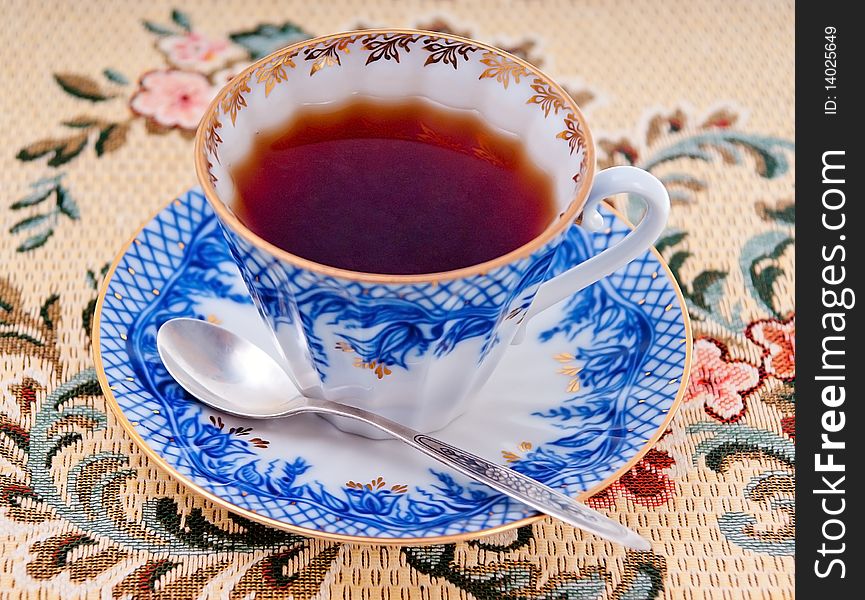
(230, 98, 557, 275)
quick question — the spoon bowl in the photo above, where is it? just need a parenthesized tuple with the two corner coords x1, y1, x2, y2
(156, 317, 651, 551)
(157, 317, 303, 418)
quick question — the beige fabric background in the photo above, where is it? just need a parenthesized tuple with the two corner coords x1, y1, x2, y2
(1, 1, 794, 598)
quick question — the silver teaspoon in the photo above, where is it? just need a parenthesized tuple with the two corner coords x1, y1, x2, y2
(156, 317, 650, 550)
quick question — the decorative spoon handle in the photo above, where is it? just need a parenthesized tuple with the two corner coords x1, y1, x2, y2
(302, 398, 651, 550)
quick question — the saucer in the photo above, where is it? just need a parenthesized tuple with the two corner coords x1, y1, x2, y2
(93, 189, 690, 544)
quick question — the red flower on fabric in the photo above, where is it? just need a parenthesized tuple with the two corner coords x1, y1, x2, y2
(686, 338, 762, 423)
(781, 415, 795, 440)
(586, 449, 676, 509)
(746, 314, 795, 382)
(586, 486, 617, 510)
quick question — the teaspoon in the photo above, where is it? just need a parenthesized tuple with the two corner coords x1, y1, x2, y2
(156, 317, 650, 550)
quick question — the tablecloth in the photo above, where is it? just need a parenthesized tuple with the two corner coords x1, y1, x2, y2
(0, 1, 794, 598)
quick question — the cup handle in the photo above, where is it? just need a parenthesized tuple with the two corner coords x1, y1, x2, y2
(513, 166, 670, 344)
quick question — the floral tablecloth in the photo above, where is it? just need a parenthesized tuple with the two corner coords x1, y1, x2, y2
(1, 1, 794, 598)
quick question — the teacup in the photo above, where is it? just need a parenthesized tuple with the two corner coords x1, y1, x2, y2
(194, 29, 669, 438)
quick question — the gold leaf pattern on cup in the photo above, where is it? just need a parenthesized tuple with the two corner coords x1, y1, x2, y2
(526, 77, 567, 117)
(421, 37, 478, 69)
(203, 113, 223, 162)
(254, 54, 297, 96)
(221, 73, 250, 125)
(197, 30, 597, 285)
(558, 113, 588, 155)
(303, 36, 359, 76)
(478, 51, 531, 89)
(361, 32, 420, 64)
(203, 33, 587, 183)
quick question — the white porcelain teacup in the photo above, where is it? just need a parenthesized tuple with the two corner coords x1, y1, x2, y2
(194, 29, 670, 438)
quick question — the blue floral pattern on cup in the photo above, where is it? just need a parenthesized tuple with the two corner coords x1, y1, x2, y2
(96, 189, 687, 539)
(222, 225, 556, 381)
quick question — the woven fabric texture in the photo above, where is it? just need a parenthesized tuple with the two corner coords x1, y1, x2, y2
(0, 1, 794, 598)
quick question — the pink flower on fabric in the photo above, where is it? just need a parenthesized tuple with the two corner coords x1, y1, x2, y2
(686, 338, 761, 423)
(211, 61, 252, 89)
(158, 32, 245, 73)
(129, 70, 214, 130)
(746, 314, 795, 382)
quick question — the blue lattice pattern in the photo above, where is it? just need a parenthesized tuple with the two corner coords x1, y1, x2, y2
(220, 206, 557, 380)
(523, 212, 687, 491)
(98, 189, 687, 538)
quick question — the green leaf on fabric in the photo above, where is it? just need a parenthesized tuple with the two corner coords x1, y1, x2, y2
(81, 297, 97, 340)
(719, 511, 795, 557)
(10, 189, 52, 210)
(143, 20, 175, 35)
(467, 525, 533, 552)
(402, 529, 609, 600)
(0, 331, 45, 345)
(62, 115, 101, 128)
(171, 9, 192, 31)
(17, 134, 88, 167)
(103, 68, 129, 85)
(689, 422, 795, 472)
(690, 270, 728, 310)
(9, 214, 51, 234)
(748, 237, 793, 316)
(52, 375, 103, 409)
(643, 132, 793, 179)
(55, 186, 80, 219)
(95, 123, 129, 156)
(16, 230, 54, 253)
(666, 250, 691, 280)
(230, 22, 311, 59)
(147, 497, 298, 551)
(655, 231, 686, 253)
(45, 432, 83, 467)
(763, 203, 795, 223)
(0, 419, 29, 451)
(53, 73, 113, 102)
(40, 294, 60, 329)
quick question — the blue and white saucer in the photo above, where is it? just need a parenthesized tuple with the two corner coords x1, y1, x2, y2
(94, 189, 691, 544)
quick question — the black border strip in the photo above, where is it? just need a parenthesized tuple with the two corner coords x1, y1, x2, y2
(796, 2, 862, 594)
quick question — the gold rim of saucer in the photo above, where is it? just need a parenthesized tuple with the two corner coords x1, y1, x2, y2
(193, 28, 597, 285)
(92, 196, 692, 546)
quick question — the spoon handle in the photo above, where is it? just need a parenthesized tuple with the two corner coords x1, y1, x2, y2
(305, 398, 650, 550)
